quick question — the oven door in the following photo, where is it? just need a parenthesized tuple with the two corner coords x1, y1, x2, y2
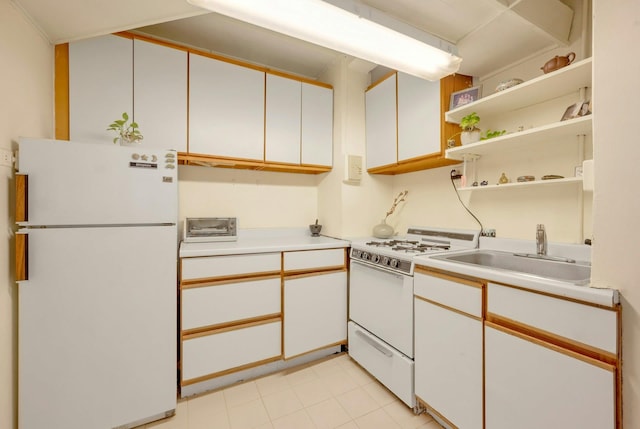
(349, 260, 414, 358)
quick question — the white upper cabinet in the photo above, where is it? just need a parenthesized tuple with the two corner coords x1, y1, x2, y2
(133, 39, 187, 152)
(301, 83, 333, 167)
(69, 35, 133, 144)
(189, 53, 265, 161)
(365, 73, 397, 169)
(397, 73, 440, 161)
(265, 74, 302, 164)
(265, 76, 333, 167)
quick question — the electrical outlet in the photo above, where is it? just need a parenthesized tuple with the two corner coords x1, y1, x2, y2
(0, 148, 13, 168)
(481, 229, 496, 237)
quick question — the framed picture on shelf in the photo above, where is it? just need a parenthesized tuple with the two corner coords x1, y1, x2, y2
(450, 86, 481, 110)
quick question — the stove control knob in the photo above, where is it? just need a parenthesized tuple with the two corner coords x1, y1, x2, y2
(362, 252, 370, 261)
(371, 254, 380, 263)
(352, 249, 361, 258)
(390, 258, 399, 268)
(381, 256, 390, 266)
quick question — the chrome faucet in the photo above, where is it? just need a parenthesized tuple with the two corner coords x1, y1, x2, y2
(536, 224, 547, 256)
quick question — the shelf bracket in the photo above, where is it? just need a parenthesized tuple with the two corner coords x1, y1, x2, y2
(461, 154, 480, 187)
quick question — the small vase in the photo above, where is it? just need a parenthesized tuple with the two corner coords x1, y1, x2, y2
(373, 219, 394, 239)
(119, 137, 140, 147)
(461, 130, 481, 145)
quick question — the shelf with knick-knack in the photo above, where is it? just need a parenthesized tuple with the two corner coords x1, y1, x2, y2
(445, 115, 591, 161)
(457, 176, 583, 192)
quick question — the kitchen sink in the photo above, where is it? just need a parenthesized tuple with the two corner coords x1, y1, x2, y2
(432, 249, 591, 285)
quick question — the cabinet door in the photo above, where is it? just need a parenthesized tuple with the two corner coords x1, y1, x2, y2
(283, 271, 347, 359)
(69, 35, 132, 144)
(397, 73, 441, 161)
(265, 74, 301, 164)
(189, 53, 265, 160)
(415, 298, 483, 429)
(365, 74, 397, 169)
(133, 39, 187, 152)
(301, 83, 333, 166)
(485, 324, 616, 429)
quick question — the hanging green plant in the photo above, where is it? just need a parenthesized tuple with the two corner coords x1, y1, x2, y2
(107, 112, 143, 144)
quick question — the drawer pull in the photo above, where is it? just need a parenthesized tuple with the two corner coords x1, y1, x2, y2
(355, 330, 392, 357)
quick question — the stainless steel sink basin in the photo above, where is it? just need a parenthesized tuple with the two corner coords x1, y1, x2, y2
(432, 249, 591, 285)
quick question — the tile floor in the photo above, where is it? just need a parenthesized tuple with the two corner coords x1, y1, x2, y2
(144, 353, 443, 429)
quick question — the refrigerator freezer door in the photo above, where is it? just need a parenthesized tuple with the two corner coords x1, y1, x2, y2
(17, 138, 177, 225)
(18, 226, 177, 429)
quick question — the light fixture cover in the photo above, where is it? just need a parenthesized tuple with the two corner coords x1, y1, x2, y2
(187, 0, 461, 81)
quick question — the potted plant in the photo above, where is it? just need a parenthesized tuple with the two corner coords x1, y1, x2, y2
(107, 112, 143, 145)
(458, 112, 481, 145)
(447, 112, 482, 147)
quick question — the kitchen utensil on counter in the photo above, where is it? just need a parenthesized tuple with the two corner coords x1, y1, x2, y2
(541, 52, 576, 74)
(542, 174, 564, 180)
(309, 219, 322, 236)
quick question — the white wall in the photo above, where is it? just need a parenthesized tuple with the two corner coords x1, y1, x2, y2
(591, 1, 640, 427)
(178, 165, 320, 234)
(0, 1, 53, 428)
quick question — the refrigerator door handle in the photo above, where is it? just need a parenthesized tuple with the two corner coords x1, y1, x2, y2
(16, 174, 27, 223)
(16, 230, 28, 281)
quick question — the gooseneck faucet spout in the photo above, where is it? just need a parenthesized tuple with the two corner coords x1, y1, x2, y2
(536, 224, 547, 256)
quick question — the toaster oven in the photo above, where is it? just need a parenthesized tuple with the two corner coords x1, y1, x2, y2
(183, 217, 237, 242)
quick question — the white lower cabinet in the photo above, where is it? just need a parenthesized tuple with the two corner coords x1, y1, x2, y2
(283, 270, 347, 358)
(414, 269, 483, 429)
(181, 320, 281, 382)
(485, 323, 616, 429)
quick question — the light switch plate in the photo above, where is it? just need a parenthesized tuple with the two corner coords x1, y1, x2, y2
(344, 154, 362, 183)
(0, 148, 13, 168)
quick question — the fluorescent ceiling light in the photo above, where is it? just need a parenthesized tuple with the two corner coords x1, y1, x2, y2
(186, 0, 462, 81)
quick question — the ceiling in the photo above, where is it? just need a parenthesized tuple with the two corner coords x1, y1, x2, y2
(12, 0, 574, 80)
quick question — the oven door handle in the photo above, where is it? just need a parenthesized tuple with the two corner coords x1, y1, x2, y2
(355, 330, 393, 357)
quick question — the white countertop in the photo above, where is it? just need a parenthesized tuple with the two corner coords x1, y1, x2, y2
(179, 227, 350, 257)
(414, 237, 619, 308)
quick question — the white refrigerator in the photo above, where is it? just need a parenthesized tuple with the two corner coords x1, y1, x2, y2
(16, 138, 178, 429)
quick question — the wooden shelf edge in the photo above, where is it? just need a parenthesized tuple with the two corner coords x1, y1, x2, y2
(367, 155, 460, 175)
(178, 153, 331, 174)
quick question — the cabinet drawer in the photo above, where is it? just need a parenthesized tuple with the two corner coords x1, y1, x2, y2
(182, 276, 281, 331)
(414, 269, 483, 318)
(181, 253, 280, 281)
(181, 319, 281, 384)
(283, 248, 345, 272)
(487, 283, 618, 354)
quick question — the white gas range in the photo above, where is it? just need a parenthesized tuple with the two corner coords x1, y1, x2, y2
(348, 227, 479, 410)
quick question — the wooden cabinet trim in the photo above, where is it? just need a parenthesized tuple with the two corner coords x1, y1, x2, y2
(283, 340, 347, 362)
(284, 267, 346, 279)
(415, 266, 484, 289)
(485, 319, 617, 371)
(416, 397, 458, 429)
(182, 315, 281, 341)
(182, 313, 282, 338)
(54, 44, 70, 140)
(181, 355, 282, 387)
(415, 295, 482, 322)
(180, 273, 281, 290)
(366, 71, 397, 91)
(488, 280, 620, 311)
(15, 174, 27, 223)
